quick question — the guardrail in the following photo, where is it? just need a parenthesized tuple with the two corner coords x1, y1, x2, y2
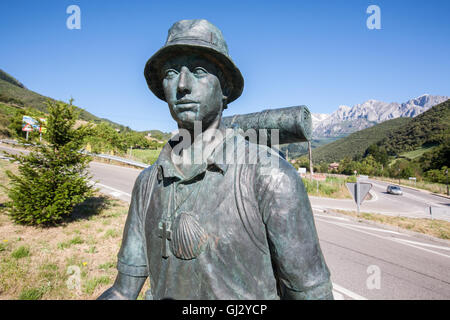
(0, 139, 34, 147)
(83, 151, 150, 169)
(1, 139, 150, 169)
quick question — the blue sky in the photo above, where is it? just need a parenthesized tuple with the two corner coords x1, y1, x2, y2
(1, 0, 449, 132)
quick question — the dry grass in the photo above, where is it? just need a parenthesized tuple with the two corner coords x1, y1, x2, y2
(0, 160, 150, 300)
(302, 176, 356, 199)
(334, 209, 450, 240)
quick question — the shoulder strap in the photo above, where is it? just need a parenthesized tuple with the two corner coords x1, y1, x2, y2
(234, 163, 269, 255)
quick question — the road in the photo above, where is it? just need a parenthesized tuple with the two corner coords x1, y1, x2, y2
(2, 144, 450, 299)
(310, 178, 450, 221)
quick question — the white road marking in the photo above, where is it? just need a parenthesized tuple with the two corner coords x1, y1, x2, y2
(390, 239, 450, 259)
(367, 190, 378, 202)
(326, 221, 405, 235)
(110, 191, 122, 198)
(314, 213, 350, 221)
(316, 218, 450, 259)
(332, 283, 368, 300)
(332, 290, 345, 300)
(393, 238, 450, 251)
(94, 182, 132, 198)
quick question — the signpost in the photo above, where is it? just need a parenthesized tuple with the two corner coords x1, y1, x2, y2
(21, 116, 46, 141)
(22, 123, 33, 140)
(346, 181, 372, 217)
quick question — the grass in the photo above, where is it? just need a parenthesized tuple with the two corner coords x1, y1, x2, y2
(58, 236, 84, 250)
(130, 148, 161, 165)
(11, 246, 30, 259)
(334, 209, 450, 240)
(19, 286, 47, 300)
(84, 276, 111, 295)
(103, 228, 120, 239)
(400, 145, 436, 160)
(0, 159, 144, 299)
(302, 176, 354, 199)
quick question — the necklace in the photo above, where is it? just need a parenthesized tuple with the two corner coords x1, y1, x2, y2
(158, 172, 209, 260)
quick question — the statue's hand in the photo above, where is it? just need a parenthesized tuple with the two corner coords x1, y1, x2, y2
(97, 286, 129, 300)
(96, 272, 147, 300)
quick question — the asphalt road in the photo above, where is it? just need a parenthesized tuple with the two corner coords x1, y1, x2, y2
(310, 178, 450, 221)
(2, 144, 449, 299)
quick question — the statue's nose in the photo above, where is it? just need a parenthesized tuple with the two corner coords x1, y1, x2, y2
(177, 66, 193, 95)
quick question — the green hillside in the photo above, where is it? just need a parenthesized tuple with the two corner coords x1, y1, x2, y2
(0, 69, 25, 88)
(0, 69, 124, 129)
(310, 117, 411, 163)
(376, 99, 450, 155)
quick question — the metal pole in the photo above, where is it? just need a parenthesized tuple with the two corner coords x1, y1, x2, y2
(356, 180, 360, 217)
(308, 141, 313, 181)
(26, 131, 29, 141)
(444, 169, 448, 195)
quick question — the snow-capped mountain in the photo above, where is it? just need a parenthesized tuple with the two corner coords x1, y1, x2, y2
(312, 94, 449, 137)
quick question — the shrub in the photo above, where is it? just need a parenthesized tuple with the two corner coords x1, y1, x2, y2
(4, 99, 94, 226)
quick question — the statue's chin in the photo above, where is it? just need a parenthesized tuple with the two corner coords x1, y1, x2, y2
(176, 110, 197, 123)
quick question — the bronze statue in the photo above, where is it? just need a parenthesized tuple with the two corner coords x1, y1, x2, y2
(98, 19, 332, 300)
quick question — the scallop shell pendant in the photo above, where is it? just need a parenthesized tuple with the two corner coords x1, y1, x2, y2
(170, 212, 208, 260)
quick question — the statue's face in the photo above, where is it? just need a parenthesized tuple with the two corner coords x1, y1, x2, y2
(162, 55, 226, 130)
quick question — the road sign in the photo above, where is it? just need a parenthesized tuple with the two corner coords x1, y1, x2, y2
(38, 118, 47, 133)
(298, 167, 306, 174)
(22, 123, 33, 132)
(346, 182, 372, 205)
(346, 182, 372, 216)
(22, 115, 39, 131)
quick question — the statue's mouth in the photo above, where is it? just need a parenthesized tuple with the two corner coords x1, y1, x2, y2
(175, 100, 199, 111)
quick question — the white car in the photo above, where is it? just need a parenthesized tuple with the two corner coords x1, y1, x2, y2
(387, 185, 403, 195)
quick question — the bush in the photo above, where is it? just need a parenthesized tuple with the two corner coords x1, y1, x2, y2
(4, 99, 94, 226)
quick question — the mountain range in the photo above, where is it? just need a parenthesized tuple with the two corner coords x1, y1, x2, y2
(312, 94, 449, 138)
(310, 98, 450, 164)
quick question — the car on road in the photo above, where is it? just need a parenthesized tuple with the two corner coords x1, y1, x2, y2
(387, 185, 403, 195)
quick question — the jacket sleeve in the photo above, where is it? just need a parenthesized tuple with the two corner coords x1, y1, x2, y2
(256, 158, 333, 299)
(116, 168, 152, 277)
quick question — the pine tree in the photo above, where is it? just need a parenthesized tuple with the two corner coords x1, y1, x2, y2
(4, 99, 94, 226)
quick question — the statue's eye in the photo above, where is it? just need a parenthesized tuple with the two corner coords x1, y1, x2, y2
(193, 67, 208, 77)
(164, 69, 178, 79)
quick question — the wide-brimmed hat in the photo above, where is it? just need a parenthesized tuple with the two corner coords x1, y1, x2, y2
(144, 19, 244, 104)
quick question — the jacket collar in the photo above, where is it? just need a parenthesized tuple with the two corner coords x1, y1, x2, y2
(156, 123, 236, 182)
